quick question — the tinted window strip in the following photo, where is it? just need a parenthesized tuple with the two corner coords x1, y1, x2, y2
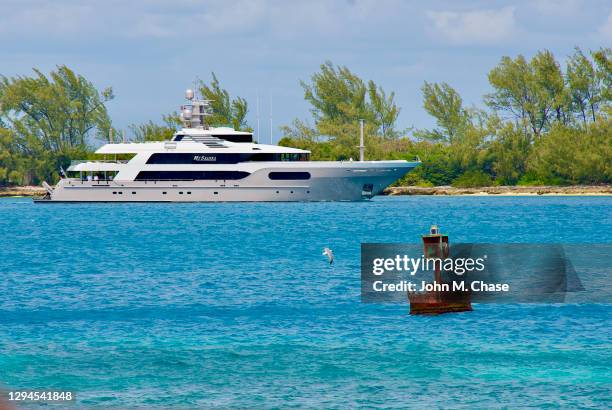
(213, 134, 253, 143)
(146, 153, 310, 164)
(268, 172, 311, 180)
(135, 171, 250, 180)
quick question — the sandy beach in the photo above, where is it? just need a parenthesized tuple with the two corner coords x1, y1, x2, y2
(0, 186, 47, 197)
(384, 185, 612, 196)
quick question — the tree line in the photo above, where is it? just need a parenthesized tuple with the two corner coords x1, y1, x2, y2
(280, 48, 610, 186)
(0, 47, 610, 186)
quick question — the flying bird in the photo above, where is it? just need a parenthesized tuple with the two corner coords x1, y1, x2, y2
(322, 247, 334, 265)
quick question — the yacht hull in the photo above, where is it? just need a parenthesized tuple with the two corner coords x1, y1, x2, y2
(36, 161, 418, 202)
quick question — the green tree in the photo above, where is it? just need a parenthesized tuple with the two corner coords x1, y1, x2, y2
(485, 54, 533, 136)
(0, 127, 24, 185)
(415, 81, 469, 144)
(486, 51, 566, 139)
(0, 65, 113, 184)
(408, 143, 459, 186)
(130, 114, 181, 142)
(533, 50, 566, 125)
(301, 61, 369, 125)
(489, 122, 531, 184)
(451, 170, 493, 188)
(368, 80, 400, 138)
(296, 61, 401, 140)
(0, 66, 113, 149)
(279, 119, 318, 143)
(527, 119, 611, 184)
(567, 47, 598, 126)
(415, 81, 490, 184)
(591, 47, 611, 115)
(198, 73, 250, 131)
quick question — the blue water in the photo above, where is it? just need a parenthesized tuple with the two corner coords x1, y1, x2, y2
(0, 196, 610, 409)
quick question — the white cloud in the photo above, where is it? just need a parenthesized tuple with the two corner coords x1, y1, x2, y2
(598, 12, 612, 41)
(0, 0, 405, 41)
(0, 2, 95, 36)
(426, 6, 516, 45)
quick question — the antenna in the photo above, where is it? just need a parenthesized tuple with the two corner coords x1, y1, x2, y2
(359, 119, 365, 161)
(182, 87, 213, 129)
(256, 90, 260, 143)
(193, 76, 200, 99)
(122, 129, 126, 143)
(269, 94, 273, 145)
(109, 128, 113, 144)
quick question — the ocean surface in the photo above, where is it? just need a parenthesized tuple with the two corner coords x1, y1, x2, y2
(0, 196, 610, 409)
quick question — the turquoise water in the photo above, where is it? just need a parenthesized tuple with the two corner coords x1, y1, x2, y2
(0, 196, 610, 408)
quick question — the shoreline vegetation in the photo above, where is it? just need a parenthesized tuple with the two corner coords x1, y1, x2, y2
(2, 185, 610, 198)
(384, 185, 612, 196)
(0, 47, 609, 189)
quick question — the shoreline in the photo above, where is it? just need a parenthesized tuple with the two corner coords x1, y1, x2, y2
(1, 185, 611, 198)
(384, 185, 612, 196)
(0, 186, 46, 197)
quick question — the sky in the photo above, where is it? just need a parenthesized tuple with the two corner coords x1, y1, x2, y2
(1, 0, 610, 143)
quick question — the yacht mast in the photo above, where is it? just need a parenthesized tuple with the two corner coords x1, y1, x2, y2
(269, 95, 273, 145)
(256, 90, 260, 143)
(359, 119, 365, 161)
(181, 89, 212, 129)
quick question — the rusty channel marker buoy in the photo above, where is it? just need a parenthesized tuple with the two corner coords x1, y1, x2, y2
(408, 225, 473, 315)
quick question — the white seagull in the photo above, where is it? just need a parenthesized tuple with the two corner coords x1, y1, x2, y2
(322, 247, 334, 265)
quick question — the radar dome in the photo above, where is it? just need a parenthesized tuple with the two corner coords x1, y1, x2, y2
(185, 89, 194, 100)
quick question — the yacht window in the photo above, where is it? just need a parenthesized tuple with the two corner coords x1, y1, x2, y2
(135, 171, 250, 181)
(280, 153, 310, 162)
(146, 152, 310, 164)
(268, 172, 311, 180)
(212, 134, 253, 143)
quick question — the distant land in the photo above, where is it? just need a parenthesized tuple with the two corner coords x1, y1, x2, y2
(385, 185, 612, 196)
(1, 47, 610, 189)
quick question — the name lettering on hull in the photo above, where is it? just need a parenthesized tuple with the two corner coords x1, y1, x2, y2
(193, 156, 216, 162)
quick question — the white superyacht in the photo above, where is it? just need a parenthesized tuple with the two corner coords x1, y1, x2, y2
(37, 91, 419, 202)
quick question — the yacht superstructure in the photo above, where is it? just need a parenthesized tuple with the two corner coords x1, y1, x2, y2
(37, 91, 419, 202)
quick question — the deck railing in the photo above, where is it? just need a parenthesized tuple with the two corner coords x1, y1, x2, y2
(70, 160, 129, 166)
